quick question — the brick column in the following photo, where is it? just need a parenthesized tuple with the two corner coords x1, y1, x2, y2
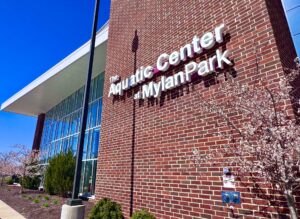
(32, 113, 45, 151)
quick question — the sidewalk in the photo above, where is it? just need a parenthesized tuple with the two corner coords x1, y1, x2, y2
(0, 200, 25, 219)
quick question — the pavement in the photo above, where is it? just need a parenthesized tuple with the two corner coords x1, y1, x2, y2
(0, 200, 25, 219)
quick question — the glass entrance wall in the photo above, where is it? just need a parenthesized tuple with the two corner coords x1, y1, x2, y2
(39, 73, 104, 195)
(282, 0, 300, 56)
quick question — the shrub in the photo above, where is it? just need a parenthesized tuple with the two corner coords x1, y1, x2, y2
(53, 199, 59, 205)
(89, 198, 124, 219)
(44, 195, 50, 201)
(12, 175, 19, 183)
(131, 209, 156, 219)
(20, 176, 40, 190)
(44, 150, 75, 197)
(43, 203, 49, 208)
(33, 198, 40, 204)
(6, 177, 14, 185)
(27, 196, 33, 200)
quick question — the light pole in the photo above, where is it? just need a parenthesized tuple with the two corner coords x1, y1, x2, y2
(61, 0, 100, 217)
(68, 0, 100, 206)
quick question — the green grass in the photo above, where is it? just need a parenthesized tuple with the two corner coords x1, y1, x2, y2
(44, 195, 50, 201)
(33, 198, 40, 204)
(42, 203, 49, 208)
(52, 199, 59, 205)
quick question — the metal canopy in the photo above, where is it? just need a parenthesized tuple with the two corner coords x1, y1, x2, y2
(1, 23, 108, 117)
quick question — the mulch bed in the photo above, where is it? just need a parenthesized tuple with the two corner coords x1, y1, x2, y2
(0, 185, 94, 219)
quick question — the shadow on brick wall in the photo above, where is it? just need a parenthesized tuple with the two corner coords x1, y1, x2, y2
(130, 29, 139, 217)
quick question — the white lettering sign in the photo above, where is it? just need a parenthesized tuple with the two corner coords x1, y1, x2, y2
(108, 24, 232, 99)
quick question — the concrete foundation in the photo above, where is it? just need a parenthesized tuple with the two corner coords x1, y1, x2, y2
(60, 204, 85, 219)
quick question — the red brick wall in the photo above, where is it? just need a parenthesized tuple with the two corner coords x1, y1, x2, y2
(95, 0, 297, 218)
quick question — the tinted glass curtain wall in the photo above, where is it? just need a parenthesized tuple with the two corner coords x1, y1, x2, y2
(282, 0, 300, 56)
(39, 73, 104, 195)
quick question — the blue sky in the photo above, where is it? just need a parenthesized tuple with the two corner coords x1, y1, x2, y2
(0, 0, 110, 153)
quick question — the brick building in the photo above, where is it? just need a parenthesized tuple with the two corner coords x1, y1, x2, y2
(1, 0, 299, 218)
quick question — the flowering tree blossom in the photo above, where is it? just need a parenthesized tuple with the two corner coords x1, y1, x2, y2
(0, 151, 16, 186)
(10, 144, 41, 193)
(191, 58, 300, 219)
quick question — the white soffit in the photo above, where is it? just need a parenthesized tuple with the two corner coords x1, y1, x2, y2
(1, 23, 109, 117)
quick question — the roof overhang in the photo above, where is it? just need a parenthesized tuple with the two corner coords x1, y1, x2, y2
(1, 23, 108, 117)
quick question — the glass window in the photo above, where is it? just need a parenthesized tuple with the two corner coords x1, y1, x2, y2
(83, 160, 92, 194)
(92, 160, 97, 194)
(294, 35, 300, 56)
(51, 120, 57, 141)
(87, 107, 92, 129)
(91, 129, 100, 159)
(65, 97, 70, 115)
(77, 112, 82, 133)
(78, 87, 84, 108)
(286, 7, 300, 36)
(282, 0, 300, 56)
(64, 116, 70, 137)
(79, 161, 86, 194)
(92, 76, 98, 101)
(50, 142, 55, 158)
(56, 120, 62, 139)
(60, 139, 66, 153)
(90, 102, 98, 128)
(97, 99, 103, 126)
(39, 73, 104, 195)
(56, 141, 61, 155)
(70, 113, 76, 135)
(89, 78, 95, 102)
(70, 93, 75, 113)
(83, 131, 89, 160)
(71, 135, 78, 155)
(283, 0, 300, 10)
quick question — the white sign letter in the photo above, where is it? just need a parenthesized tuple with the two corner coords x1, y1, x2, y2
(216, 49, 232, 69)
(215, 23, 225, 44)
(185, 61, 198, 82)
(108, 84, 116, 97)
(157, 53, 170, 72)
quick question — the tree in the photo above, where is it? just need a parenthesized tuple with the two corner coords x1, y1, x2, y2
(190, 58, 300, 218)
(0, 151, 15, 186)
(11, 145, 41, 193)
(44, 150, 75, 197)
